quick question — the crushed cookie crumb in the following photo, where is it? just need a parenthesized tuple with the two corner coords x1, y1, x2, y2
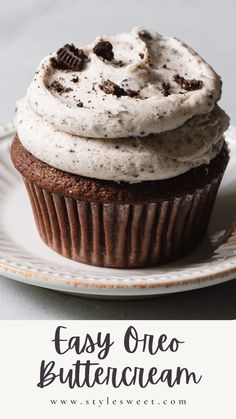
(65, 87, 73, 92)
(161, 82, 171, 97)
(99, 80, 127, 97)
(50, 81, 72, 94)
(173, 74, 203, 91)
(100, 80, 139, 98)
(71, 76, 79, 83)
(126, 89, 139, 98)
(50, 80, 64, 93)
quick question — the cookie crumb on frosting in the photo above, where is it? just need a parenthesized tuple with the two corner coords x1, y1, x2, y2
(99, 80, 139, 98)
(50, 80, 73, 94)
(126, 89, 139, 97)
(161, 82, 171, 96)
(99, 80, 127, 97)
(173, 74, 203, 91)
(71, 76, 79, 83)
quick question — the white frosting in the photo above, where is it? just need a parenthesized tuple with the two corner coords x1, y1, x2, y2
(15, 98, 228, 182)
(15, 27, 229, 183)
(26, 27, 221, 139)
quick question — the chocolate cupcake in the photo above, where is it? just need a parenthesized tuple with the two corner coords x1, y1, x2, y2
(12, 27, 230, 268)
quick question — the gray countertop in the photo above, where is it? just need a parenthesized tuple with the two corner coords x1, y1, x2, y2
(1, 276, 236, 320)
(1, 0, 236, 319)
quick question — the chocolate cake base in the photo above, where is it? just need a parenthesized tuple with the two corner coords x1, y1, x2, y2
(11, 136, 229, 268)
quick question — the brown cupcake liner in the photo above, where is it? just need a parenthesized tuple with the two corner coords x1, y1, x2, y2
(23, 175, 222, 268)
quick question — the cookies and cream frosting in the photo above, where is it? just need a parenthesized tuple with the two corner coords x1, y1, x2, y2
(15, 27, 230, 183)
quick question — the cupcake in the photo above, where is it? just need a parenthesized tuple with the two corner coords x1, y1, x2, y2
(12, 27, 230, 268)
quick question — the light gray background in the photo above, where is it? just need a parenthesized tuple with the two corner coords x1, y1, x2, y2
(0, 0, 236, 319)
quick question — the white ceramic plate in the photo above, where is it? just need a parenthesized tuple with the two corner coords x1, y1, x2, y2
(1, 122, 236, 298)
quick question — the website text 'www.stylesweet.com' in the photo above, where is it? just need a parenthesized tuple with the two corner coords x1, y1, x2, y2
(49, 397, 187, 408)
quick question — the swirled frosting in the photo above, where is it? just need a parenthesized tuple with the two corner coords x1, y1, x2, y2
(15, 27, 229, 183)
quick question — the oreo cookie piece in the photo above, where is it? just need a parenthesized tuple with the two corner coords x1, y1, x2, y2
(51, 44, 87, 71)
(93, 40, 114, 61)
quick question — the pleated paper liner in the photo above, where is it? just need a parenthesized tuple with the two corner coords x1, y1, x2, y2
(24, 176, 222, 268)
